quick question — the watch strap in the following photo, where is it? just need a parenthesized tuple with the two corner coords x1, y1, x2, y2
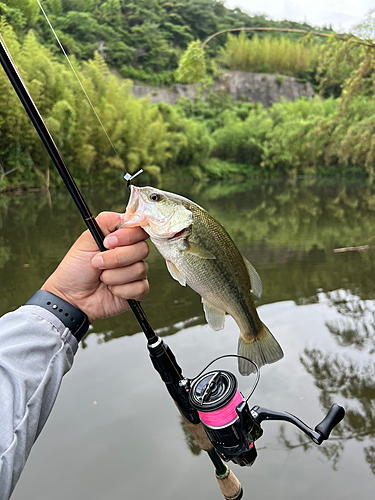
(25, 290, 89, 342)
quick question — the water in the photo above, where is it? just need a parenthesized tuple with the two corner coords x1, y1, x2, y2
(1, 178, 375, 499)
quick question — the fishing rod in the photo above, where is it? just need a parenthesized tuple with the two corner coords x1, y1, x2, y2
(0, 34, 243, 500)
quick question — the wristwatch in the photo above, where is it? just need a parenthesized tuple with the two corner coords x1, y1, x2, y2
(25, 290, 89, 342)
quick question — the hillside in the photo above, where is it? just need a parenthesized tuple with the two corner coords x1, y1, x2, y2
(0, 0, 333, 85)
(1, 2, 374, 191)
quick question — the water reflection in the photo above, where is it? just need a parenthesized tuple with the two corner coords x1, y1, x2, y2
(297, 347, 375, 473)
(277, 287, 375, 475)
(325, 290, 375, 353)
(2, 178, 375, 340)
(180, 417, 202, 456)
(3, 178, 375, 500)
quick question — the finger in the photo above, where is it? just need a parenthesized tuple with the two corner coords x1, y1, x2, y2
(103, 226, 149, 249)
(109, 279, 149, 302)
(92, 241, 149, 269)
(101, 261, 148, 286)
(74, 212, 123, 251)
(96, 211, 122, 235)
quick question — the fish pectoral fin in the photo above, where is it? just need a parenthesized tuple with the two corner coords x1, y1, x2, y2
(182, 241, 216, 260)
(202, 298, 226, 331)
(166, 260, 186, 286)
(243, 257, 262, 300)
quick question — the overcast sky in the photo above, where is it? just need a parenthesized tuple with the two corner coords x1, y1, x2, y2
(225, 0, 373, 32)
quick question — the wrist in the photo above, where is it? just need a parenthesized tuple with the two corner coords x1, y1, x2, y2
(41, 281, 80, 310)
(25, 290, 89, 342)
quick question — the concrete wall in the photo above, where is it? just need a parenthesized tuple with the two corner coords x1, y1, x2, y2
(131, 71, 315, 107)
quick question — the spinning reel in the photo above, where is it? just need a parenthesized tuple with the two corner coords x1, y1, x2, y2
(188, 357, 345, 467)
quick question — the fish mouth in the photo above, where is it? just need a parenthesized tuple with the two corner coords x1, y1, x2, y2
(117, 186, 147, 228)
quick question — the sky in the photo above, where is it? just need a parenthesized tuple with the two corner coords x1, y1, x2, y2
(225, 0, 374, 32)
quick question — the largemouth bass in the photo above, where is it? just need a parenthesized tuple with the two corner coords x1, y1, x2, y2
(119, 186, 283, 375)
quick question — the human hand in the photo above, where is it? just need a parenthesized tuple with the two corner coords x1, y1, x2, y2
(41, 212, 149, 323)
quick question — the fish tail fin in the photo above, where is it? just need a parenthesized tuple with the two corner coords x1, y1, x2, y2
(237, 322, 284, 376)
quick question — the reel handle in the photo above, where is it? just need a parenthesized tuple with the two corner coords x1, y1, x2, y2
(314, 403, 345, 442)
(251, 403, 345, 445)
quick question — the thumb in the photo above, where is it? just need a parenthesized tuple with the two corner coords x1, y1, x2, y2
(75, 212, 122, 252)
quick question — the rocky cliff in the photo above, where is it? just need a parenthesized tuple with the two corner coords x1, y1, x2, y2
(132, 71, 315, 107)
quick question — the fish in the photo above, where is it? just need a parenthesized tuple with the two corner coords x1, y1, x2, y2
(119, 185, 283, 375)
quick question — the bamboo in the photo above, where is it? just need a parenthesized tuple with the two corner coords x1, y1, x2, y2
(201, 27, 375, 50)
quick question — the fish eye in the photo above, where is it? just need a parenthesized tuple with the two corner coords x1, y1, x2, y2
(150, 193, 161, 202)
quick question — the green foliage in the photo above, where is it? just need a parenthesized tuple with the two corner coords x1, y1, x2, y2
(352, 9, 375, 42)
(1, 3, 375, 190)
(0, 24, 212, 190)
(218, 32, 321, 77)
(119, 65, 175, 87)
(317, 12, 375, 100)
(175, 92, 255, 131)
(317, 36, 366, 98)
(0, 2, 26, 33)
(262, 97, 339, 174)
(175, 40, 212, 92)
(2, 0, 329, 83)
(1, 0, 39, 28)
(211, 105, 273, 166)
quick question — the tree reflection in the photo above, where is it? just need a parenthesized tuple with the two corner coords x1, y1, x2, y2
(180, 417, 203, 456)
(2, 179, 375, 340)
(325, 290, 375, 353)
(279, 347, 375, 474)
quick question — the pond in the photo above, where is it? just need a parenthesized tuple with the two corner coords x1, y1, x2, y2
(1, 177, 375, 500)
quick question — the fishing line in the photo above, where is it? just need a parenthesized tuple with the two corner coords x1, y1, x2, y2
(191, 354, 260, 401)
(37, 0, 121, 162)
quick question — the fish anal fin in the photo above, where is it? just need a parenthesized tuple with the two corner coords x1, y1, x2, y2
(202, 298, 226, 331)
(243, 257, 262, 300)
(166, 260, 186, 286)
(237, 322, 283, 375)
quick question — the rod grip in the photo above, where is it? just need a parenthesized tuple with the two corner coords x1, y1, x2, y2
(216, 468, 243, 500)
(176, 404, 213, 451)
(315, 403, 345, 441)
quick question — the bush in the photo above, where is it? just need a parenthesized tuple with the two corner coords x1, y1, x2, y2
(218, 32, 321, 78)
(211, 106, 273, 165)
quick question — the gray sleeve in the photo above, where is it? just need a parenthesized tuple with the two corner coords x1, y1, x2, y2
(0, 305, 78, 499)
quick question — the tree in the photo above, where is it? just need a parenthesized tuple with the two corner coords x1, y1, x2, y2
(176, 40, 212, 93)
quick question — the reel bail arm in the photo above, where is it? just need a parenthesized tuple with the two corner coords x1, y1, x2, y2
(250, 403, 345, 445)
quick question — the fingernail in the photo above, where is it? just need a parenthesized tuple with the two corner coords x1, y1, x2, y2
(92, 255, 104, 268)
(104, 234, 118, 248)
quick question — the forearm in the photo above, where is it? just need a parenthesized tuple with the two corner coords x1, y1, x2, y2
(0, 306, 78, 499)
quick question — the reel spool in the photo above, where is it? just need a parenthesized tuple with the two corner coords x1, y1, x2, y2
(189, 369, 262, 467)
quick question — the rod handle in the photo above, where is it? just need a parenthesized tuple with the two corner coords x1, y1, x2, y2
(177, 407, 213, 451)
(315, 403, 345, 442)
(216, 468, 243, 500)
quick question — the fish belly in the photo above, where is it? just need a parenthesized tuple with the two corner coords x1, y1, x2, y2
(152, 236, 260, 338)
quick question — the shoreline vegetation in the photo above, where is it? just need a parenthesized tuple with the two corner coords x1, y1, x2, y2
(0, 1, 375, 193)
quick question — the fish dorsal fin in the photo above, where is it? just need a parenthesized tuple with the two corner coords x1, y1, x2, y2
(182, 241, 216, 259)
(202, 298, 226, 331)
(166, 260, 186, 286)
(243, 257, 262, 300)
